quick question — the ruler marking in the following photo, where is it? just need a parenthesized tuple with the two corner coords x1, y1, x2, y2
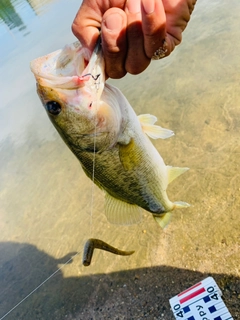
(169, 277, 233, 320)
(180, 287, 206, 304)
(178, 282, 202, 297)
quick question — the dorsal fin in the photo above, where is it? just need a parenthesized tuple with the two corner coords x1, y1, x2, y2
(138, 114, 174, 139)
(104, 193, 142, 225)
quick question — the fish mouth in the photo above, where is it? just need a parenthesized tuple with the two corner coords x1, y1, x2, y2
(30, 40, 104, 90)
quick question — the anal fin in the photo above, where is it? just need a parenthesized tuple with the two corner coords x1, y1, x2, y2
(105, 193, 142, 225)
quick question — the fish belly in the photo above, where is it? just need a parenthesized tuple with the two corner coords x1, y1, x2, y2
(74, 143, 173, 215)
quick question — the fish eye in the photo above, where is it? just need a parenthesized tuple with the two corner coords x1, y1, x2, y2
(46, 101, 62, 115)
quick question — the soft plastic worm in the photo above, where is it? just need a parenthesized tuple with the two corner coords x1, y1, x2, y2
(82, 238, 135, 266)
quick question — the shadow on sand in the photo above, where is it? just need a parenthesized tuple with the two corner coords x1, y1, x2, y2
(0, 242, 239, 320)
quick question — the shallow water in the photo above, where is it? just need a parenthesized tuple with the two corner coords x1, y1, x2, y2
(0, 0, 240, 319)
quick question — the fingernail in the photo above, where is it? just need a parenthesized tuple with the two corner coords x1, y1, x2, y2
(104, 13, 123, 31)
(141, 0, 155, 14)
(126, 0, 141, 14)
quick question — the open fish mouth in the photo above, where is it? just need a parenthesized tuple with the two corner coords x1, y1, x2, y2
(30, 39, 103, 92)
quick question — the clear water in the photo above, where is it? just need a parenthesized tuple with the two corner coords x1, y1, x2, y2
(0, 0, 240, 319)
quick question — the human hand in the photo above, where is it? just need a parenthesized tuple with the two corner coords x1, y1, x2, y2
(72, 0, 197, 79)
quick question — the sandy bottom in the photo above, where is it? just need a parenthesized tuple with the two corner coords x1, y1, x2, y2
(0, 0, 239, 319)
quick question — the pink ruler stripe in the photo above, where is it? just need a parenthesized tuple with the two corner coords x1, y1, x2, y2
(178, 282, 202, 297)
(180, 287, 206, 304)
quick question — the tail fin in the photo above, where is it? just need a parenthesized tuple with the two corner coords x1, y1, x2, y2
(154, 212, 172, 229)
(154, 202, 190, 229)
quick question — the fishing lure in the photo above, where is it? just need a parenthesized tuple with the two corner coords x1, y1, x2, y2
(82, 238, 135, 266)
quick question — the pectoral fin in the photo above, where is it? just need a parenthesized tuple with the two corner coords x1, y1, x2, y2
(119, 138, 141, 171)
(105, 193, 142, 225)
(138, 114, 174, 139)
(167, 166, 189, 184)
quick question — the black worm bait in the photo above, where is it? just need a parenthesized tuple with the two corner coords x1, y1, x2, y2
(82, 238, 135, 266)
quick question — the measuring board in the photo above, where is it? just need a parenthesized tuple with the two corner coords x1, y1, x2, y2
(169, 277, 233, 320)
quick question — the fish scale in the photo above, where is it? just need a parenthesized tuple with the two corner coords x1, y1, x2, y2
(30, 40, 190, 228)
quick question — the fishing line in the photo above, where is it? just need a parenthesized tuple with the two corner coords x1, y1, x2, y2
(88, 36, 102, 237)
(0, 82, 100, 320)
(89, 78, 99, 237)
(0, 252, 81, 320)
(0, 61, 102, 320)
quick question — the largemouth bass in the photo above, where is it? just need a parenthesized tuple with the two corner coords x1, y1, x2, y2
(30, 40, 190, 228)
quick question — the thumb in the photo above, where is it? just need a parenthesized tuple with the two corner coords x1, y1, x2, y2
(101, 8, 127, 78)
(72, 2, 102, 52)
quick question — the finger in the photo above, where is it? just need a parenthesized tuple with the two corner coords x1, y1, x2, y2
(72, 2, 102, 52)
(162, 0, 197, 55)
(125, 0, 150, 74)
(188, 0, 197, 15)
(141, 0, 167, 58)
(101, 8, 128, 79)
